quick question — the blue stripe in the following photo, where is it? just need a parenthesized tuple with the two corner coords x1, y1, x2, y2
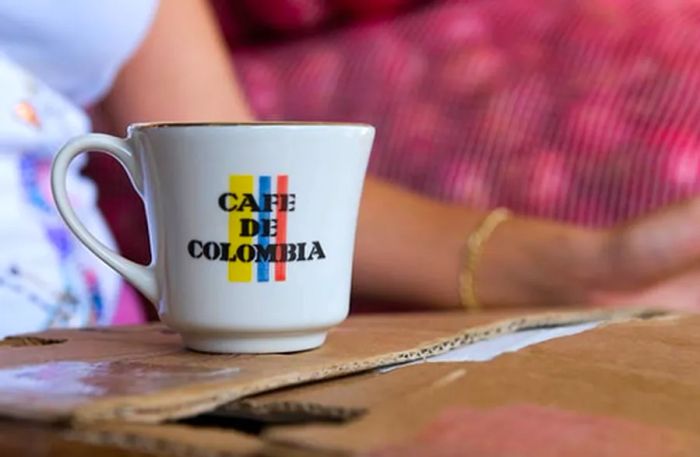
(257, 176, 271, 282)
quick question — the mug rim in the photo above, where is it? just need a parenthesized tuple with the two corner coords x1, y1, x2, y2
(129, 121, 374, 130)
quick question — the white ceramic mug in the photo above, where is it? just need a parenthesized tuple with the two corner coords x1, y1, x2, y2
(51, 122, 374, 353)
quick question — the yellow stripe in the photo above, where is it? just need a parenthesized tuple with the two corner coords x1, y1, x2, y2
(228, 175, 254, 282)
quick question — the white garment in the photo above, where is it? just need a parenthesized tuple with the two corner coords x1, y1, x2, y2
(0, 1, 157, 337)
(0, 0, 158, 106)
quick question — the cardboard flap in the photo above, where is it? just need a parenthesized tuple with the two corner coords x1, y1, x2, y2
(264, 313, 700, 456)
(217, 361, 458, 425)
(0, 308, 657, 425)
(67, 422, 263, 457)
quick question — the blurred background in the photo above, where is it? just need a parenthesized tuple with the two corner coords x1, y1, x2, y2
(83, 0, 700, 316)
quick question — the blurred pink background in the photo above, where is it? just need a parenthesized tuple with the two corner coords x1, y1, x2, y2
(85, 0, 700, 315)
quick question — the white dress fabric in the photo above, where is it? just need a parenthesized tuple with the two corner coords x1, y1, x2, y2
(0, 0, 158, 337)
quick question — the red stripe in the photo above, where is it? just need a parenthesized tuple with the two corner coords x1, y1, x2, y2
(275, 175, 288, 281)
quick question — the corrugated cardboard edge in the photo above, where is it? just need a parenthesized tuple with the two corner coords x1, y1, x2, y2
(71, 307, 665, 425)
(0, 336, 67, 347)
(215, 400, 364, 424)
(222, 309, 674, 422)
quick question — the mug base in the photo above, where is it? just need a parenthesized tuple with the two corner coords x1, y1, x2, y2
(181, 330, 328, 354)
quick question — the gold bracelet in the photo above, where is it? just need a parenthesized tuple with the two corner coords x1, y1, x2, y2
(460, 208, 512, 311)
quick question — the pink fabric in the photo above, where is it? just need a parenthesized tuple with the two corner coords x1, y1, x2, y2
(111, 284, 146, 325)
(227, 0, 700, 228)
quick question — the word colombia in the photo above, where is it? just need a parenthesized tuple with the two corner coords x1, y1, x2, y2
(188, 240, 325, 263)
(187, 189, 326, 264)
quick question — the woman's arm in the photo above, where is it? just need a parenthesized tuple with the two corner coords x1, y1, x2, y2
(100, 0, 515, 309)
(101, 0, 252, 125)
(98, 0, 700, 310)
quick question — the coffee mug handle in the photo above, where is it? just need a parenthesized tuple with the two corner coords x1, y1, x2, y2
(51, 133, 159, 304)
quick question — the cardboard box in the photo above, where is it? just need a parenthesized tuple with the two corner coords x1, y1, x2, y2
(263, 313, 700, 456)
(0, 307, 672, 456)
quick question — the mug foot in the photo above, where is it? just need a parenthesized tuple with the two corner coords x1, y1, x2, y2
(181, 330, 327, 354)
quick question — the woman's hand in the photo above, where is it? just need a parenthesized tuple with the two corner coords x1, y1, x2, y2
(475, 197, 700, 311)
(590, 198, 700, 310)
(353, 182, 700, 311)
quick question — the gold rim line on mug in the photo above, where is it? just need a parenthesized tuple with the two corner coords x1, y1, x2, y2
(129, 121, 374, 130)
(459, 208, 512, 311)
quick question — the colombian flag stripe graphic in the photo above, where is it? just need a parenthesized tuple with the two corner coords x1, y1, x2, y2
(190, 173, 324, 280)
(227, 174, 288, 283)
(275, 175, 288, 282)
(228, 175, 254, 282)
(257, 175, 271, 282)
